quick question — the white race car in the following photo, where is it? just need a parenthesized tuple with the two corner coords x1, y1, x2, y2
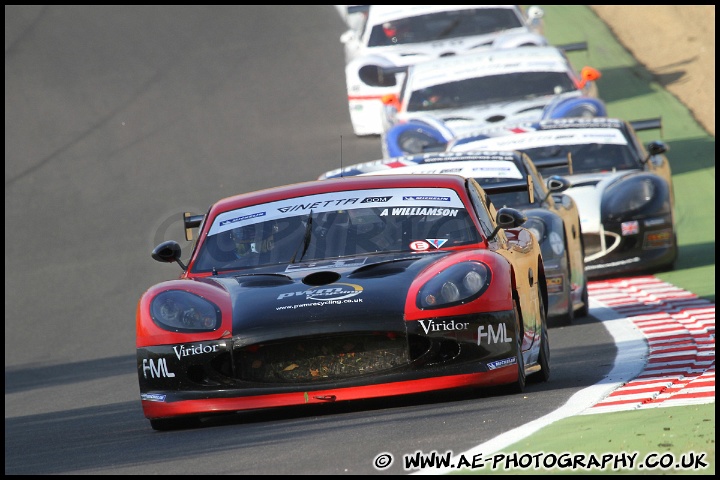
(448, 117, 677, 278)
(337, 5, 546, 136)
(379, 44, 605, 158)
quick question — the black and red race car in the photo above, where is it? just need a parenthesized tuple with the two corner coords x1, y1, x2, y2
(137, 174, 550, 430)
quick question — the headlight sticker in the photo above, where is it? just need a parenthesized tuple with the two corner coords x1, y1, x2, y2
(643, 229, 673, 248)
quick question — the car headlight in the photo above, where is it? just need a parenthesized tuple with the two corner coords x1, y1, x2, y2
(418, 262, 491, 309)
(398, 129, 446, 155)
(150, 290, 221, 332)
(603, 176, 663, 219)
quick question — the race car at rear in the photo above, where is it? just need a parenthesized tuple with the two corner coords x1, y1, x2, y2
(378, 44, 605, 158)
(138, 174, 550, 430)
(449, 117, 677, 278)
(319, 150, 588, 325)
(338, 5, 547, 136)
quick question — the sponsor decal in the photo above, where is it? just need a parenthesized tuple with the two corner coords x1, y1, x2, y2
(141, 393, 167, 402)
(278, 198, 360, 213)
(173, 342, 223, 360)
(426, 239, 448, 249)
(540, 117, 624, 128)
(477, 323, 512, 345)
(142, 358, 176, 379)
(621, 220, 640, 236)
(402, 196, 450, 202)
(277, 283, 363, 302)
(643, 230, 673, 249)
(459, 128, 627, 151)
(419, 152, 514, 163)
(410, 240, 430, 251)
(379, 207, 459, 216)
(209, 188, 465, 236)
(546, 276, 564, 294)
(586, 256, 641, 271)
(418, 319, 470, 334)
(487, 357, 517, 370)
(219, 211, 266, 227)
(361, 196, 392, 203)
(643, 217, 668, 227)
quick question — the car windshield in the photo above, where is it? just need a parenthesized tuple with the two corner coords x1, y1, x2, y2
(367, 8, 523, 47)
(192, 187, 481, 273)
(523, 143, 641, 176)
(407, 72, 576, 112)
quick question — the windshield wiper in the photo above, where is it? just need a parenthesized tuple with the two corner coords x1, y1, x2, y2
(290, 211, 314, 263)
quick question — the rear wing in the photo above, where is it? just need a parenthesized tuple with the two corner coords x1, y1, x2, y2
(183, 212, 205, 242)
(532, 153, 574, 176)
(557, 42, 588, 52)
(346, 5, 370, 16)
(481, 176, 535, 204)
(630, 117, 662, 135)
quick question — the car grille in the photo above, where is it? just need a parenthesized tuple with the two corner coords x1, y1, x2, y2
(234, 333, 426, 383)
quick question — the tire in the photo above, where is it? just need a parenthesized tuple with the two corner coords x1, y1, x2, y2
(530, 295, 550, 383)
(504, 299, 526, 394)
(150, 416, 202, 431)
(555, 252, 574, 327)
(576, 276, 590, 318)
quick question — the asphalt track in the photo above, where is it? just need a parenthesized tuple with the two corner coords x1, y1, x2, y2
(5, 5, 715, 475)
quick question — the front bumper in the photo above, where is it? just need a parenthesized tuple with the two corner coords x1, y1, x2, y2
(138, 310, 520, 419)
(583, 221, 677, 279)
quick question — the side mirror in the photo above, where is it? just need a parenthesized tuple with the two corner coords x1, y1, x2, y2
(644, 141, 668, 164)
(546, 175, 571, 193)
(151, 240, 187, 270)
(340, 30, 355, 44)
(488, 207, 527, 242)
(358, 65, 398, 88)
(578, 66, 601, 88)
(381, 93, 401, 110)
(646, 141, 668, 156)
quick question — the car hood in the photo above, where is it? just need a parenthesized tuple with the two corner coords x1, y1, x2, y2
(561, 170, 637, 234)
(201, 252, 447, 346)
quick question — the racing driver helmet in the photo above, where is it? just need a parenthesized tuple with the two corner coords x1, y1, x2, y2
(230, 222, 277, 258)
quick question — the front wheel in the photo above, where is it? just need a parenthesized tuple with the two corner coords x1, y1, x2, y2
(577, 276, 590, 317)
(504, 299, 526, 394)
(530, 295, 550, 383)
